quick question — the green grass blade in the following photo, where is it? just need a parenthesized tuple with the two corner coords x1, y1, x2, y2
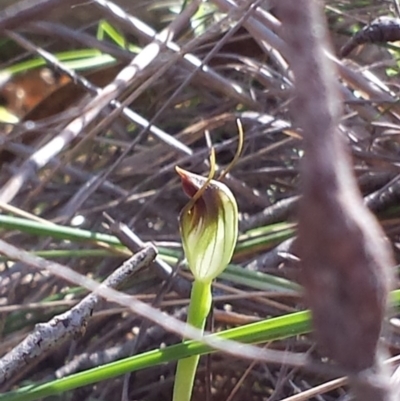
(3, 49, 114, 74)
(97, 20, 126, 48)
(0, 215, 123, 247)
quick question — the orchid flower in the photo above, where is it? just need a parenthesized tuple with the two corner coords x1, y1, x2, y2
(173, 120, 243, 401)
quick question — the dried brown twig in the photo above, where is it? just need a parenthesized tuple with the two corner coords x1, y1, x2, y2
(341, 17, 400, 58)
(276, 1, 395, 400)
(0, 0, 82, 31)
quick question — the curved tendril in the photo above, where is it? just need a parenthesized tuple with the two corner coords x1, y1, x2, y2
(185, 147, 216, 212)
(179, 120, 243, 212)
(218, 118, 244, 180)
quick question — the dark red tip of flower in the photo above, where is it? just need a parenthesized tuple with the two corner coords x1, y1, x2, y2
(176, 166, 200, 198)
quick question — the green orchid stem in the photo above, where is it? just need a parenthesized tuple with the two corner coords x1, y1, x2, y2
(173, 280, 212, 401)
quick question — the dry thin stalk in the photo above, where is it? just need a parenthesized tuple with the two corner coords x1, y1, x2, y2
(4, 3, 203, 217)
(26, 21, 135, 61)
(240, 196, 299, 231)
(213, 0, 398, 122)
(0, 1, 202, 204)
(0, 0, 82, 31)
(276, 1, 395, 400)
(3, 141, 128, 198)
(95, 0, 270, 209)
(94, 0, 259, 109)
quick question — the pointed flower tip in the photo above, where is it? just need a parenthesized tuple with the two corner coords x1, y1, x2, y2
(176, 166, 205, 198)
(175, 165, 186, 177)
(176, 168, 239, 283)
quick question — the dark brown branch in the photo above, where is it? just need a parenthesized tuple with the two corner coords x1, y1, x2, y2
(341, 17, 400, 58)
(276, 0, 394, 399)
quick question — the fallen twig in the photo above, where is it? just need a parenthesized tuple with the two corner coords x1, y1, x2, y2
(0, 244, 157, 386)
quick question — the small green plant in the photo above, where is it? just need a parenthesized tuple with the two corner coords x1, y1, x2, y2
(172, 122, 243, 401)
